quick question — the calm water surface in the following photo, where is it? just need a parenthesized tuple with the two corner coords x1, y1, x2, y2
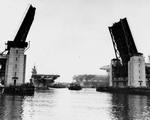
(0, 88, 150, 120)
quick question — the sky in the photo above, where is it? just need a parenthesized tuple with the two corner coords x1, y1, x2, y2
(0, 0, 150, 82)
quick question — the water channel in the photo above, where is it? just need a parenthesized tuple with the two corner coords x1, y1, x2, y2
(0, 88, 150, 120)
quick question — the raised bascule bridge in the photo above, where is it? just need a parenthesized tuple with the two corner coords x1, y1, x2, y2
(0, 5, 36, 95)
(108, 18, 150, 88)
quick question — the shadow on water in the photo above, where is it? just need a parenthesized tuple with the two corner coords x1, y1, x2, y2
(0, 94, 24, 120)
(110, 93, 150, 120)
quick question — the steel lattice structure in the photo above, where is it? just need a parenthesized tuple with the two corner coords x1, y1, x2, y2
(109, 18, 138, 66)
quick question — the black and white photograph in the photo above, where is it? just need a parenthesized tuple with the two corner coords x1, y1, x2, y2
(0, 0, 150, 120)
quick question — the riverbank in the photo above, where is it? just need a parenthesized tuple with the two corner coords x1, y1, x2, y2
(96, 86, 150, 95)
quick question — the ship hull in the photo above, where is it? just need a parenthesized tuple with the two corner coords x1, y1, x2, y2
(68, 84, 82, 90)
(32, 79, 54, 89)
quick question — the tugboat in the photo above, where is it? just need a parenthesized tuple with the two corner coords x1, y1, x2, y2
(68, 83, 82, 90)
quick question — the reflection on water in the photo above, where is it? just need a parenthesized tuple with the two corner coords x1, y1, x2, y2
(0, 89, 150, 120)
(111, 93, 150, 120)
(0, 94, 24, 120)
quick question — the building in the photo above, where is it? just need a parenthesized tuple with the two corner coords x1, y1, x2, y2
(4, 48, 26, 86)
(128, 55, 146, 87)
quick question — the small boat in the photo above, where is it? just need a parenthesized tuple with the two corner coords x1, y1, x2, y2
(68, 83, 82, 90)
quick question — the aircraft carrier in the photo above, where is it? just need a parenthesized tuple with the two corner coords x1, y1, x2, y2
(31, 65, 60, 89)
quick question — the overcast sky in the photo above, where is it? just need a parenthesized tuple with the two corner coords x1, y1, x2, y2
(0, 0, 150, 82)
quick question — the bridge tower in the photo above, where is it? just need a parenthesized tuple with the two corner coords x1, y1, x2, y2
(108, 18, 140, 87)
(4, 5, 36, 87)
